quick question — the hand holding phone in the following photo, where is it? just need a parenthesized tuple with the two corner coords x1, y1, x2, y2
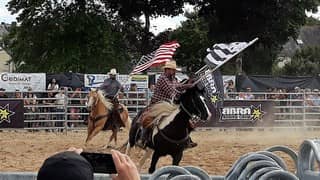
(80, 152, 117, 174)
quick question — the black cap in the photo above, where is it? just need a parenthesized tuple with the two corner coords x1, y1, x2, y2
(37, 151, 94, 180)
(0, 88, 5, 91)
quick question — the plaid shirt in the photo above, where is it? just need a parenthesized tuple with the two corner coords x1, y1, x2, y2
(150, 74, 186, 104)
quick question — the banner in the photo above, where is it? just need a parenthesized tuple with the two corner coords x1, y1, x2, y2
(236, 75, 320, 91)
(0, 73, 46, 91)
(84, 74, 130, 88)
(0, 100, 24, 128)
(197, 100, 275, 127)
(129, 75, 149, 90)
(84, 74, 148, 90)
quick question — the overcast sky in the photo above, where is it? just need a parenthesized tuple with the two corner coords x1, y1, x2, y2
(1, 1, 319, 34)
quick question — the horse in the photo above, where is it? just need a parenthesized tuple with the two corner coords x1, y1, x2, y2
(126, 84, 212, 173)
(85, 89, 131, 148)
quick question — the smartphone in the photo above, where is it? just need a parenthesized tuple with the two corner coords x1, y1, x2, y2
(80, 152, 117, 174)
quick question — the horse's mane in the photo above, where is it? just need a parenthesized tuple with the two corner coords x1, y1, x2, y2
(97, 90, 113, 110)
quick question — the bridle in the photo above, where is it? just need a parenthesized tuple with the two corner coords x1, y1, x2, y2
(180, 94, 202, 123)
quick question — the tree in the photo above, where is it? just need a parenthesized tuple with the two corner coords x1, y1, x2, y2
(191, 0, 319, 74)
(103, 0, 189, 53)
(168, 12, 210, 72)
(5, 0, 130, 73)
(275, 46, 320, 75)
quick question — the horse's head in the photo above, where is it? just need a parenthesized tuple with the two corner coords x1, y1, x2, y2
(179, 83, 211, 121)
(87, 88, 99, 111)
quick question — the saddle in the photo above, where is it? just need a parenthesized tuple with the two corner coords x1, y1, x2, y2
(140, 101, 179, 129)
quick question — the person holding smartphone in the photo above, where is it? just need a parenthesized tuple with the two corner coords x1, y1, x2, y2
(37, 148, 140, 180)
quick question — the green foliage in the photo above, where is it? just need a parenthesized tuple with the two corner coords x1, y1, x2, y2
(276, 46, 320, 75)
(305, 17, 320, 25)
(169, 12, 210, 72)
(102, 0, 189, 54)
(5, 0, 130, 73)
(191, 0, 319, 74)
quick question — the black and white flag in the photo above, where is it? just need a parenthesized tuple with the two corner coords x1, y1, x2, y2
(204, 38, 258, 68)
(197, 66, 224, 108)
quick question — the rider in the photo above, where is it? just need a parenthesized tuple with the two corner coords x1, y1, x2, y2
(138, 60, 197, 148)
(99, 68, 123, 122)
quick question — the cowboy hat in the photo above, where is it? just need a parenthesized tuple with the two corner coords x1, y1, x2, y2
(163, 61, 177, 70)
(108, 68, 117, 75)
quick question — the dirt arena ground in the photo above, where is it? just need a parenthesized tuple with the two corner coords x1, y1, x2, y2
(0, 129, 318, 175)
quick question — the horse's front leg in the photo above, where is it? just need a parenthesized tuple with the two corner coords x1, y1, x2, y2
(149, 151, 160, 174)
(138, 148, 153, 171)
(172, 150, 183, 166)
(103, 129, 116, 149)
(85, 119, 106, 145)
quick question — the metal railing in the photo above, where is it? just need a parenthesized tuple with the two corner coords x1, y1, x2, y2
(1, 90, 320, 130)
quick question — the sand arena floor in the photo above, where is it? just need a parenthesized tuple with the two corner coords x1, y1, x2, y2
(0, 129, 318, 175)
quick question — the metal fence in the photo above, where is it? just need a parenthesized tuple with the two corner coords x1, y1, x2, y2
(1, 90, 320, 130)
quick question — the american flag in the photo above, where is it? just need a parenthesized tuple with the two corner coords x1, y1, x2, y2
(131, 41, 180, 74)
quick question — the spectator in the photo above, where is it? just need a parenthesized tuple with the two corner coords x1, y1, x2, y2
(55, 87, 66, 128)
(244, 87, 255, 100)
(24, 88, 38, 127)
(47, 78, 59, 101)
(37, 148, 140, 180)
(69, 87, 83, 127)
(312, 89, 320, 106)
(236, 92, 246, 100)
(14, 90, 22, 99)
(0, 88, 8, 98)
(47, 78, 59, 91)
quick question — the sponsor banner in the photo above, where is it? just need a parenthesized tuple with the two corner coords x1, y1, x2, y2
(0, 100, 24, 128)
(0, 73, 46, 91)
(84, 74, 148, 90)
(129, 75, 148, 90)
(84, 74, 130, 88)
(197, 100, 274, 127)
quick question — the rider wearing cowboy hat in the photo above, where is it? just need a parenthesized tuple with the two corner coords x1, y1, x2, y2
(100, 68, 122, 100)
(138, 60, 197, 148)
(99, 68, 123, 122)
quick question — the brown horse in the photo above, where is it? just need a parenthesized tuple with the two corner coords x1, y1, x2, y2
(85, 89, 131, 148)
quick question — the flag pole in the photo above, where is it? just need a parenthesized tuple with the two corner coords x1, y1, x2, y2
(192, 37, 259, 86)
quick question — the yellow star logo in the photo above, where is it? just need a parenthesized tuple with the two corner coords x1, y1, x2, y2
(252, 109, 262, 119)
(0, 104, 15, 124)
(211, 95, 218, 103)
(250, 105, 265, 122)
(0, 109, 10, 119)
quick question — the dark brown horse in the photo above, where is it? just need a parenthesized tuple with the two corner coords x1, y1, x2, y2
(85, 89, 131, 148)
